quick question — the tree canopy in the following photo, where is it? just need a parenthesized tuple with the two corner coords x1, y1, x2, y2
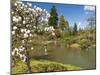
(59, 15, 69, 31)
(48, 5, 58, 29)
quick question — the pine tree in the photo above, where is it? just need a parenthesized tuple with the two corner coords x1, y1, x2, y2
(48, 5, 58, 29)
(59, 15, 69, 31)
(73, 23, 78, 35)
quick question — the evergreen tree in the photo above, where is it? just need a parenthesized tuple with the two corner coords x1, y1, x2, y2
(59, 15, 69, 31)
(48, 5, 58, 29)
(73, 23, 78, 35)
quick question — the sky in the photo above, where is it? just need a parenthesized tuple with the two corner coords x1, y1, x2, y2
(23, 1, 96, 29)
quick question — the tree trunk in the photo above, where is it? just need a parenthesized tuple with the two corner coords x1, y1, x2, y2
(26, 50, 31, 73)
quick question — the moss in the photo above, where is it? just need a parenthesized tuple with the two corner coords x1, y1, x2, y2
(12, 59, 80, 74)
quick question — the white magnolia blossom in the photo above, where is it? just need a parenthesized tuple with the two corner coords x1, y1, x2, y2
(13, 46, 27, 62)
(22, 55, 27, 62)
(12, 1, 51, 63)
(44, 18, 48, 22)
(44, 26, 55, 32)
(31, 47, 34, 50)
(14, 2, 17, 6)
(25, 5, 28, 8)
(33, 26, 36, 29)
(14, 48, 19, 52)
(19, 54, 23, 58)
(26, 24, 29, 27)
(13, 16, 21, 23)
(22, 40, 25, 44)
(29, 34, 32, 37)
(12, 31, 15, 35)
(21, 29, 24, 33)
(52, 32, 55, 36)
(27, 2, 32, 7)
(13, 16, 18, 22)
(11, 11, 14, 14)
(24, 29, 27, 32)
(12, 48, 18, 56)
(13, 26, 17, 30)
(23, 21, 26, 24)
(19, 48, 24, 52)
(12, 50, 15, 56)
(17, 1, 23, 4)
(26, 30, 31, 34)
(47, 13, 50, 17)
(29, 40, 32, 42)
(36, 7, 41, 11)
(24, 33, 28, 38)
(22, 3, 25, 7)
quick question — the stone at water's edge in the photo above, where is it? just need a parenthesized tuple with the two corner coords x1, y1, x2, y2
(70, 43, 81, 49)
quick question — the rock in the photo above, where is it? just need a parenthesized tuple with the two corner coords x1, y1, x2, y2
(70, 43, 81, 49)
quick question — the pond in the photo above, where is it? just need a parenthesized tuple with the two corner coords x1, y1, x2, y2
(31, 43, 96, 70)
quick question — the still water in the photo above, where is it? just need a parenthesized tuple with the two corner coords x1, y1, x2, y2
(31, 44, 96, 69)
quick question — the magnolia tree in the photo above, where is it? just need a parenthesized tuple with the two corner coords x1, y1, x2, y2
(11, 1, 50, 73)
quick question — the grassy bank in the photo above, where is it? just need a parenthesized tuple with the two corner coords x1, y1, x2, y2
(12, 59, 80, 74)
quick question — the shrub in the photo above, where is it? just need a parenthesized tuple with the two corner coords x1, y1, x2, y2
(79, 39, 91, 49)
(54, 29, 62, 38)
(70, 43, 81, 49)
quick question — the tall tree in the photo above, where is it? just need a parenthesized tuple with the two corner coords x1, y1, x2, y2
(59, 15, 69, 31)
(73, 23, 78, 35)
(48, 5, 58, 29)
(11, 1, 49, 73)
(87, 16, 96, 30)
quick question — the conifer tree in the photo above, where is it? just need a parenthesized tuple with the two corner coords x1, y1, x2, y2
(48, 6, 58, 29)
(73, 23, 78, 35)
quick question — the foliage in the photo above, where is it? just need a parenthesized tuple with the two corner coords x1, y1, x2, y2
(78, 39, 91, 49)
(59, 15, 69, 31)
(54, 28, 62, 38)
(48, 6, 58, 29)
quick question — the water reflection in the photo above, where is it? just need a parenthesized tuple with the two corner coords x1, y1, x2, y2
(31, 44, 96, 69)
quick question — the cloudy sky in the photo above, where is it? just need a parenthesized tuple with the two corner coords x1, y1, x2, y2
(23, 1, 96, 29)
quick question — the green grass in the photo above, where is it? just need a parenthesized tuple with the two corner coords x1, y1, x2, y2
(11, 61, 27, 75)
(12, 59, 80, 74)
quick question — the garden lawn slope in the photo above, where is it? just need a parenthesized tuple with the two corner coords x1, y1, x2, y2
(12, 59, 80, 74)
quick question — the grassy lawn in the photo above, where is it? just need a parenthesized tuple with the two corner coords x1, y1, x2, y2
(12, 59, 80, 74)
